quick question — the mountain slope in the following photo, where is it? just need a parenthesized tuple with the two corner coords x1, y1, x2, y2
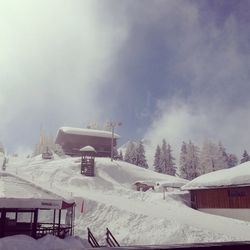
(7, 155, 250, 245)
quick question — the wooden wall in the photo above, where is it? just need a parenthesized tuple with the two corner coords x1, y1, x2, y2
(191, 186, 250, 209)
(56, 132, 117, 157)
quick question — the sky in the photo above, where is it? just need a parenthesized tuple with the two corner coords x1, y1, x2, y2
(0, 0, 250, 159)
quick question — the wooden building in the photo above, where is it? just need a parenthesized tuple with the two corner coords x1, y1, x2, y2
(55, 127, 120, 157)
(80, 146, 96, 176)
(0, 172, 75, 239)
(182, 162, 250, 221)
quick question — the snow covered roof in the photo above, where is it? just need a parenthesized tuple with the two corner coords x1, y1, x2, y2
(182, 161, 250, 191)
(156, 179, 188, 188)
(0, 172, 74, 209)
(58, 127, 120, 139)
(80, 145, 96, 152)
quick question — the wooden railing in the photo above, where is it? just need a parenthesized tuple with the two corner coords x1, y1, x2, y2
(36, 223, 72, 239)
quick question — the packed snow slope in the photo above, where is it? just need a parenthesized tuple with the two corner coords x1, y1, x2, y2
(6, 155, 250, 246)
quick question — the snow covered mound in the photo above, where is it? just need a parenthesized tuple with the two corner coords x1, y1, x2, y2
(182, 161, 250, 190)
(0, 235, 89, 250)
(6, 155, 250, 245)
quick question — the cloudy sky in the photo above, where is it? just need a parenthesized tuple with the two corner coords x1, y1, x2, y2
(0, 0, 250, 158)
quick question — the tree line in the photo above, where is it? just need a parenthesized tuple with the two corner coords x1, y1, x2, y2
(122, 139, 250, 180)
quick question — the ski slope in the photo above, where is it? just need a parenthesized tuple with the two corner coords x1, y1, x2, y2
(6, 155, 250, 246)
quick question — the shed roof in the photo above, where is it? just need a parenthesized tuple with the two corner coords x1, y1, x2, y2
(0, 172, 74, 209)
(80, 145, 96, 152)
(57, 127, 120, 139)
(182, 161, 250, 191)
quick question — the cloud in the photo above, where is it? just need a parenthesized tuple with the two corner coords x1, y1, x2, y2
(143, 0, 250, 163)
(0, 0, 128, 151)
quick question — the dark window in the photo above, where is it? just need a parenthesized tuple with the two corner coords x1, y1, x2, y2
(228, 189, 247, 197)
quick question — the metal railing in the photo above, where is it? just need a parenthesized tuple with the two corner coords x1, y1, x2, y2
(106, 228, 120, 247)
(87, 227, 100, 248)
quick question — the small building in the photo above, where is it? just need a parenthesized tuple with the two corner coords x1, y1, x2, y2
(133, 181, 155, 192)
(55, 127, 120, 157)
(182, 161, 250, 221)
(0, 172, 75, 239)
(80, 146, 96, 176)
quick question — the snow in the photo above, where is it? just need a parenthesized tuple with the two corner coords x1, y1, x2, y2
(58, 126, 120, 139)
(182, 161, 250, 190)
(0, 235, 89, 250)
(0, 152, 4, 168)
(3, 155, 250, 248)
(80, 145, 96, 152)
(0, 172, 72, 209)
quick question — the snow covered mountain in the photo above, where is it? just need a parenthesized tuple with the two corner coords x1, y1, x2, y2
(5, 155, 250, 246)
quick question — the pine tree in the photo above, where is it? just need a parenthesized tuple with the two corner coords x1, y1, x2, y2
(217, 142, 229, 170)
(124, 141, 137, 164)
(153, 145, 161, 173)
(227, 154, 238, 167)
(124, 141, 132, 163)
(199, 140, 229, 175)
(179, 142, 188, 179)
(135, 141, 148, 168)
(166, 144, 176, 176)
(199, 140, 217, 175)
(186, 141, 200, 179)
(119, 150, 123, 161)
(240, 150, 250, 164)
(159, 139, 176, 176)
(159, 139, 168, 174)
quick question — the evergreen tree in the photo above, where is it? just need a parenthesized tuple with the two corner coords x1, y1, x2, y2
(199, 140, 218, 175)
(159, 139, 168, 174)
(217, 142, 229, 170)
(124, 141, 137, 164)
(179, 142, 188, 179)
(199, 140, 229, 175)
(240, 150, 250, 164)
(159, 139, 176, 176)
(166, 144, 176, 176)
(135, 141, 148, 168)
(119, 150, 123, 161)
(124, 141, 132, 163)
(179, 141, 200, 180)
(153, 145, 161, 173)
(186, 141, 200, 179)
(227, 154, 238, 167)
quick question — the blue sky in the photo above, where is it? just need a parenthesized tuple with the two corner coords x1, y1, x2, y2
(0, 0, 250, 158)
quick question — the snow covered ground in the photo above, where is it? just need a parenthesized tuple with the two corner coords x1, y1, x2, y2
(3, 155, 250, 248)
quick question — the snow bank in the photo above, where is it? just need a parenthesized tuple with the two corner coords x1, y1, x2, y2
(0, 235, 88, 250)
(182, 161, 250, 190)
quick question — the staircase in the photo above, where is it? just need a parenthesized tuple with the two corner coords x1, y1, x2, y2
(87, 227, 120, 248)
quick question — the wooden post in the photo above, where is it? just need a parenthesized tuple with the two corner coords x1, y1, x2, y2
(53, 209, 56, 235)
(58, 209, 61, 237)
(32, 209, 38, 239)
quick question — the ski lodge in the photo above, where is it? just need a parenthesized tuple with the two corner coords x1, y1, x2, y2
(0, 172, 75, 239)
(55, 127, 120, 157)
(182, 161, 250, 221)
